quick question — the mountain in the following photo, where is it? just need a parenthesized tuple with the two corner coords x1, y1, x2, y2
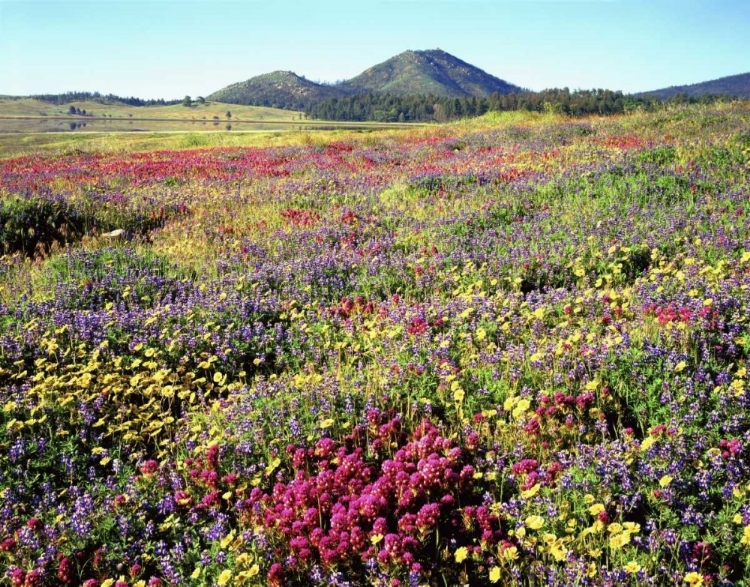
(206, 71, 346, 110)
(340, 49, 523, 97)
(640, 72, 750, 100)
(207, 49, 524, 109)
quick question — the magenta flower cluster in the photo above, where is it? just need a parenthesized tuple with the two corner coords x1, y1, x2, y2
(244, 412, 500, 584)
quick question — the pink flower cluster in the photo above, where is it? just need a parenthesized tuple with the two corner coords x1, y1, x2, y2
(244, 414, 501, 583)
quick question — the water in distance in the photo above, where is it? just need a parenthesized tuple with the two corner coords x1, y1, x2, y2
(0, 118, 410, 134)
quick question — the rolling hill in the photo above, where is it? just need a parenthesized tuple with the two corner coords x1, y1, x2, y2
(207, 71, 346, 110)
(207, 49, 524, 109)
(340, 49, 523, 97)
(640, 72, 750, 100)
(0, 98, 301, 121)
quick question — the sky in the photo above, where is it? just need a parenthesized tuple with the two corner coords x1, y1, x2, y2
(0, 0, 748, 99)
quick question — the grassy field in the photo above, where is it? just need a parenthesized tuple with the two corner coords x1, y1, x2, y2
(0, 98, 425, 159)
(0, 103, 742, 160)
(0, 98, 302, 121)
(0, 124, 425, 159)
(3, 103, 750, 586)
(0, 123, 431, 161)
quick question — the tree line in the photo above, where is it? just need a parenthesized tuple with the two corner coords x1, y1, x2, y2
(22, 88, 738, 122)
(304, 89, 735, 122)
(31, 91, 181, 107)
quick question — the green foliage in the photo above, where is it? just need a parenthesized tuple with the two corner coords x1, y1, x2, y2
(0, 196, 86, 256)
(637, 146, 677, 165)
(0, 191, 184, 257)
(30, 90, 179, 107)
(304, 89, 688, 122)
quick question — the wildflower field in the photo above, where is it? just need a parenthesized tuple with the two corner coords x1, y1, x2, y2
(2, 104, 750, 587)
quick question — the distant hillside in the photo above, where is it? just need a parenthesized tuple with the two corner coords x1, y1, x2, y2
(208, 49, 523, 109)
(641, 72, 750, 100)
(207, 71, 346, 110)
(0, 98, 301, 122)
(27, 91, 180, 107)
(340, 49, 523, 97)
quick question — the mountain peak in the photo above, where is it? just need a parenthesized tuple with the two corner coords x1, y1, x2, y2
(416, 48, 448, 56)
(340, 48, 523, 97)
(207, 49, 524, 108)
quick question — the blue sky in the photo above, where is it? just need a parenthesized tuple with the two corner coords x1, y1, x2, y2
(0, 0, 748, 99)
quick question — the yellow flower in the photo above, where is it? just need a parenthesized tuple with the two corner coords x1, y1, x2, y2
(220, 532, 234, 549)
(217, 570, 233, 586)
(521, 483, 540, 498)
(455, 546, 469, 563)
(741, 525, 750, 546)
(489, 566, 501, 583)
(683, 572, 704, 586)
(733, 513, 744, 524)
(624, 561, 641, 573)
(453, 388, 465, 402)
(640, 437, 656, 451)
(235, 553, 250, 566)
(320, 418, 335, 428)
(512, 399, 531, 419)
(541, 532, 557, 545)
(674, 361, 687, 373)
(659, 475, 673, 487)
(609, 532, 631, 549)
(589, 503, 605, 515)
(525, 515, 545, 530)
(548, 540, 567, 561)
(503, 546, 519, 561)
(607, 523, 623, 534)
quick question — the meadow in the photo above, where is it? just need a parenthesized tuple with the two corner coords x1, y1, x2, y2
(0, 99, 303, 122)
(0, 97, 416, 160)
(1, 103, 750, 586)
